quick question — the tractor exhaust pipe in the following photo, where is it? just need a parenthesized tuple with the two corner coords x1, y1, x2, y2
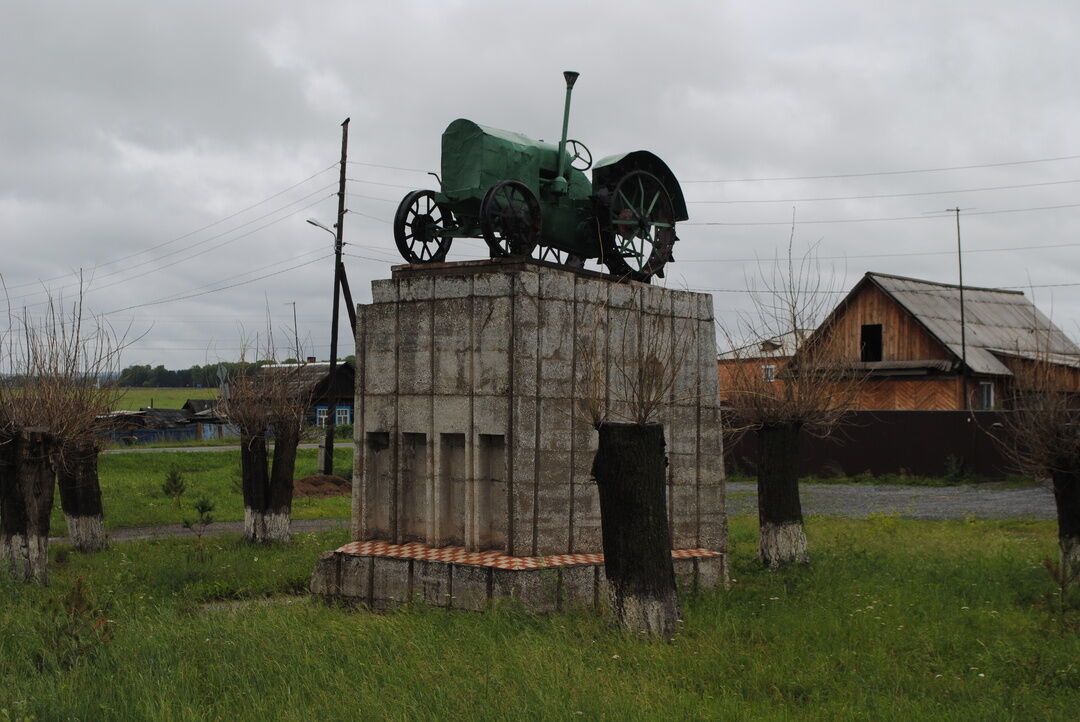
(556, 71, 580, 184)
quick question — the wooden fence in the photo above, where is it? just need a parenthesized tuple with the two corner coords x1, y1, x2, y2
(722, 410, 1015, 479)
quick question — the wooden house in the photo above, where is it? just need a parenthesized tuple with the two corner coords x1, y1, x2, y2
(716, 330, 811, 406)
(802, 272, 1080, 410)
(257, 361, 355, 426)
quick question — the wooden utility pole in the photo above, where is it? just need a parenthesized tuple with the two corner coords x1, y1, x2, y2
(324, 118, 349, 475)
(285, 301, 299, 359)
(947, 208, 969, 410)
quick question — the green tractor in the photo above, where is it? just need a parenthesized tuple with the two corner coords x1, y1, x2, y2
(393, 71, 688, 282)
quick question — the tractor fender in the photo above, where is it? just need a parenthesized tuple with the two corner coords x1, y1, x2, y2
(592, 151, 688, 221)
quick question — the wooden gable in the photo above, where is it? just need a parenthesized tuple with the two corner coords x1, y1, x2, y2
(817, 280, 954, 364)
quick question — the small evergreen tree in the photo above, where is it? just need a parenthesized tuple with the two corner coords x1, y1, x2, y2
(161, 466, 186, 508)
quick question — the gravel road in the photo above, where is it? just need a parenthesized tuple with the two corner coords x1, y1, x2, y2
(50, 482, 1056, 547)
(725, 481, 1057, 520)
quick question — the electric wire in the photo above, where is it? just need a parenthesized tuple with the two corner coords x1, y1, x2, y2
(686, 202, 1080, 226)
(683, 153, 1080, 183)
(346, 160, 430, 173)
(346, 177, 417, 190)
(122, 247, 328, 308)
(678, 240, 1080, 264)
(687, 178, 1080, 204)
(103, 253, 334, 316)
(3, 192, 336, 312)
(2, 163, 338, 293)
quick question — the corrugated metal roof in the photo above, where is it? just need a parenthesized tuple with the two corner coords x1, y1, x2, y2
(717, 329, 813, 360)
(867, 272, 1079, 376)
(257, 361, 355, 398)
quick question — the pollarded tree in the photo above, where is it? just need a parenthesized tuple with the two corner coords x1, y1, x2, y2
(1000, 339, 1080, 584)
(217, 336, 312, 544)
(580, 300, 694, 640)
(0, 293, 122, 581)
(720, 236, 861, 568)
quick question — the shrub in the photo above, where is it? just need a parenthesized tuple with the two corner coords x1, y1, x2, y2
(33, 577, 112, 672)
(161, 466, 186, 508)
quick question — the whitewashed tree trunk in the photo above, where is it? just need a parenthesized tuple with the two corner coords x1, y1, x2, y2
(58, 443, 108, 552)
(1051, 467, 1080, 587)
(759, 521, 809, 568)
(756, 423, 810, 568)
(0, 428, 57, 584)
(593, 423, 680, 641)
(1061, 536, 1080, 585)
(244, 509, 291, 544)
(239, 427, 296, 544)
(64, 514, 108, 553)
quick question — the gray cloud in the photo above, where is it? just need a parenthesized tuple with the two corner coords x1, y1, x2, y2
(4, 0, 1080, 366)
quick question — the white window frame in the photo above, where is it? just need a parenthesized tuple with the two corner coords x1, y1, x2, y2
(335, 407, 351, 425)
(315, 407, 329, 427)
(763, 364, 776, 383)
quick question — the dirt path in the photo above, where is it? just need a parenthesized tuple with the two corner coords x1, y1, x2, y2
(50, 517, 351, 545)
(51, 482, 1057, 546)
(725, 481, 1057, 520)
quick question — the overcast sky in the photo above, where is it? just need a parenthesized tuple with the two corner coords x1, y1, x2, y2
(3, 1, 1080, 370)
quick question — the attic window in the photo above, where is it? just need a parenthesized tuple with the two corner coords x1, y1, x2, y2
(860, 324, 882, 362)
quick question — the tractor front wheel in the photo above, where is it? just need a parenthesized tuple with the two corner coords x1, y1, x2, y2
(393, 190, 454, 264)
(600, 170, 677, 282)
(481, 180, 541, 258)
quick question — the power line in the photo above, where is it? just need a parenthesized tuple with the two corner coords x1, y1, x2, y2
(686, 201, 1080, 226)
(686, 279, 1080, 294)
(344, 209, 391, 224)
(347, 177, 417, 190)
(342, 251, 402, 264)
(2, 163, 337, 293)
(4, 192, 335, 312)
(683, 152, 1080, 183)
(687, 178, 1080, 204)
(103, 253, 333, 316)
(346, 160, 430, 173)
(120, 248, 328, 308)
(679, 240, 1080, 264)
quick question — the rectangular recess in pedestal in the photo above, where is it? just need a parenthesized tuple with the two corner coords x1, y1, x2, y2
(439, 433, 466, 546)
(365, 432, 392, 540)
(477, 434, 507, 551)
(399, 433, 428, 543)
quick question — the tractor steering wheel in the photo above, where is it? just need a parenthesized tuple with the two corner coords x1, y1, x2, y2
(566, 139, 592, 171)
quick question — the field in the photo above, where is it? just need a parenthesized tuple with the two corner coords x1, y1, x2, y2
(3, 516, 1079, 720)
(50, 448, 353, 535)
(112, 387, 218, 411)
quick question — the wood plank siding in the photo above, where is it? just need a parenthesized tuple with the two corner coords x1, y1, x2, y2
(821, 283, 952, 363)
(718, 273, 1080, 413)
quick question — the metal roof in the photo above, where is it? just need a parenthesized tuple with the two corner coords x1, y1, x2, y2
(717, 329, 814, 360)
(866, 272, 1079, 376)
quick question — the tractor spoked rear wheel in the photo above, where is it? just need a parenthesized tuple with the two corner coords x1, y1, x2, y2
(601, 170, 676, 282)
(393, 190, 453, 264)
(481, 180, 541, 258)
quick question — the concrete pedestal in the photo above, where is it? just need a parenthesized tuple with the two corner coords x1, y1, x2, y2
(311, 259, 728, 611)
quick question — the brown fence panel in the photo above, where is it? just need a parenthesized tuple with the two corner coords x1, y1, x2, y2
(723, 410, 1015, 479)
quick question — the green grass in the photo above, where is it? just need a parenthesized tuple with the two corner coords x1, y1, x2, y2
(3, 517, 1079, 720)
(101, 436, 241, 450)
(50, 448, 353, 535)
(112, 387, 217, 411)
